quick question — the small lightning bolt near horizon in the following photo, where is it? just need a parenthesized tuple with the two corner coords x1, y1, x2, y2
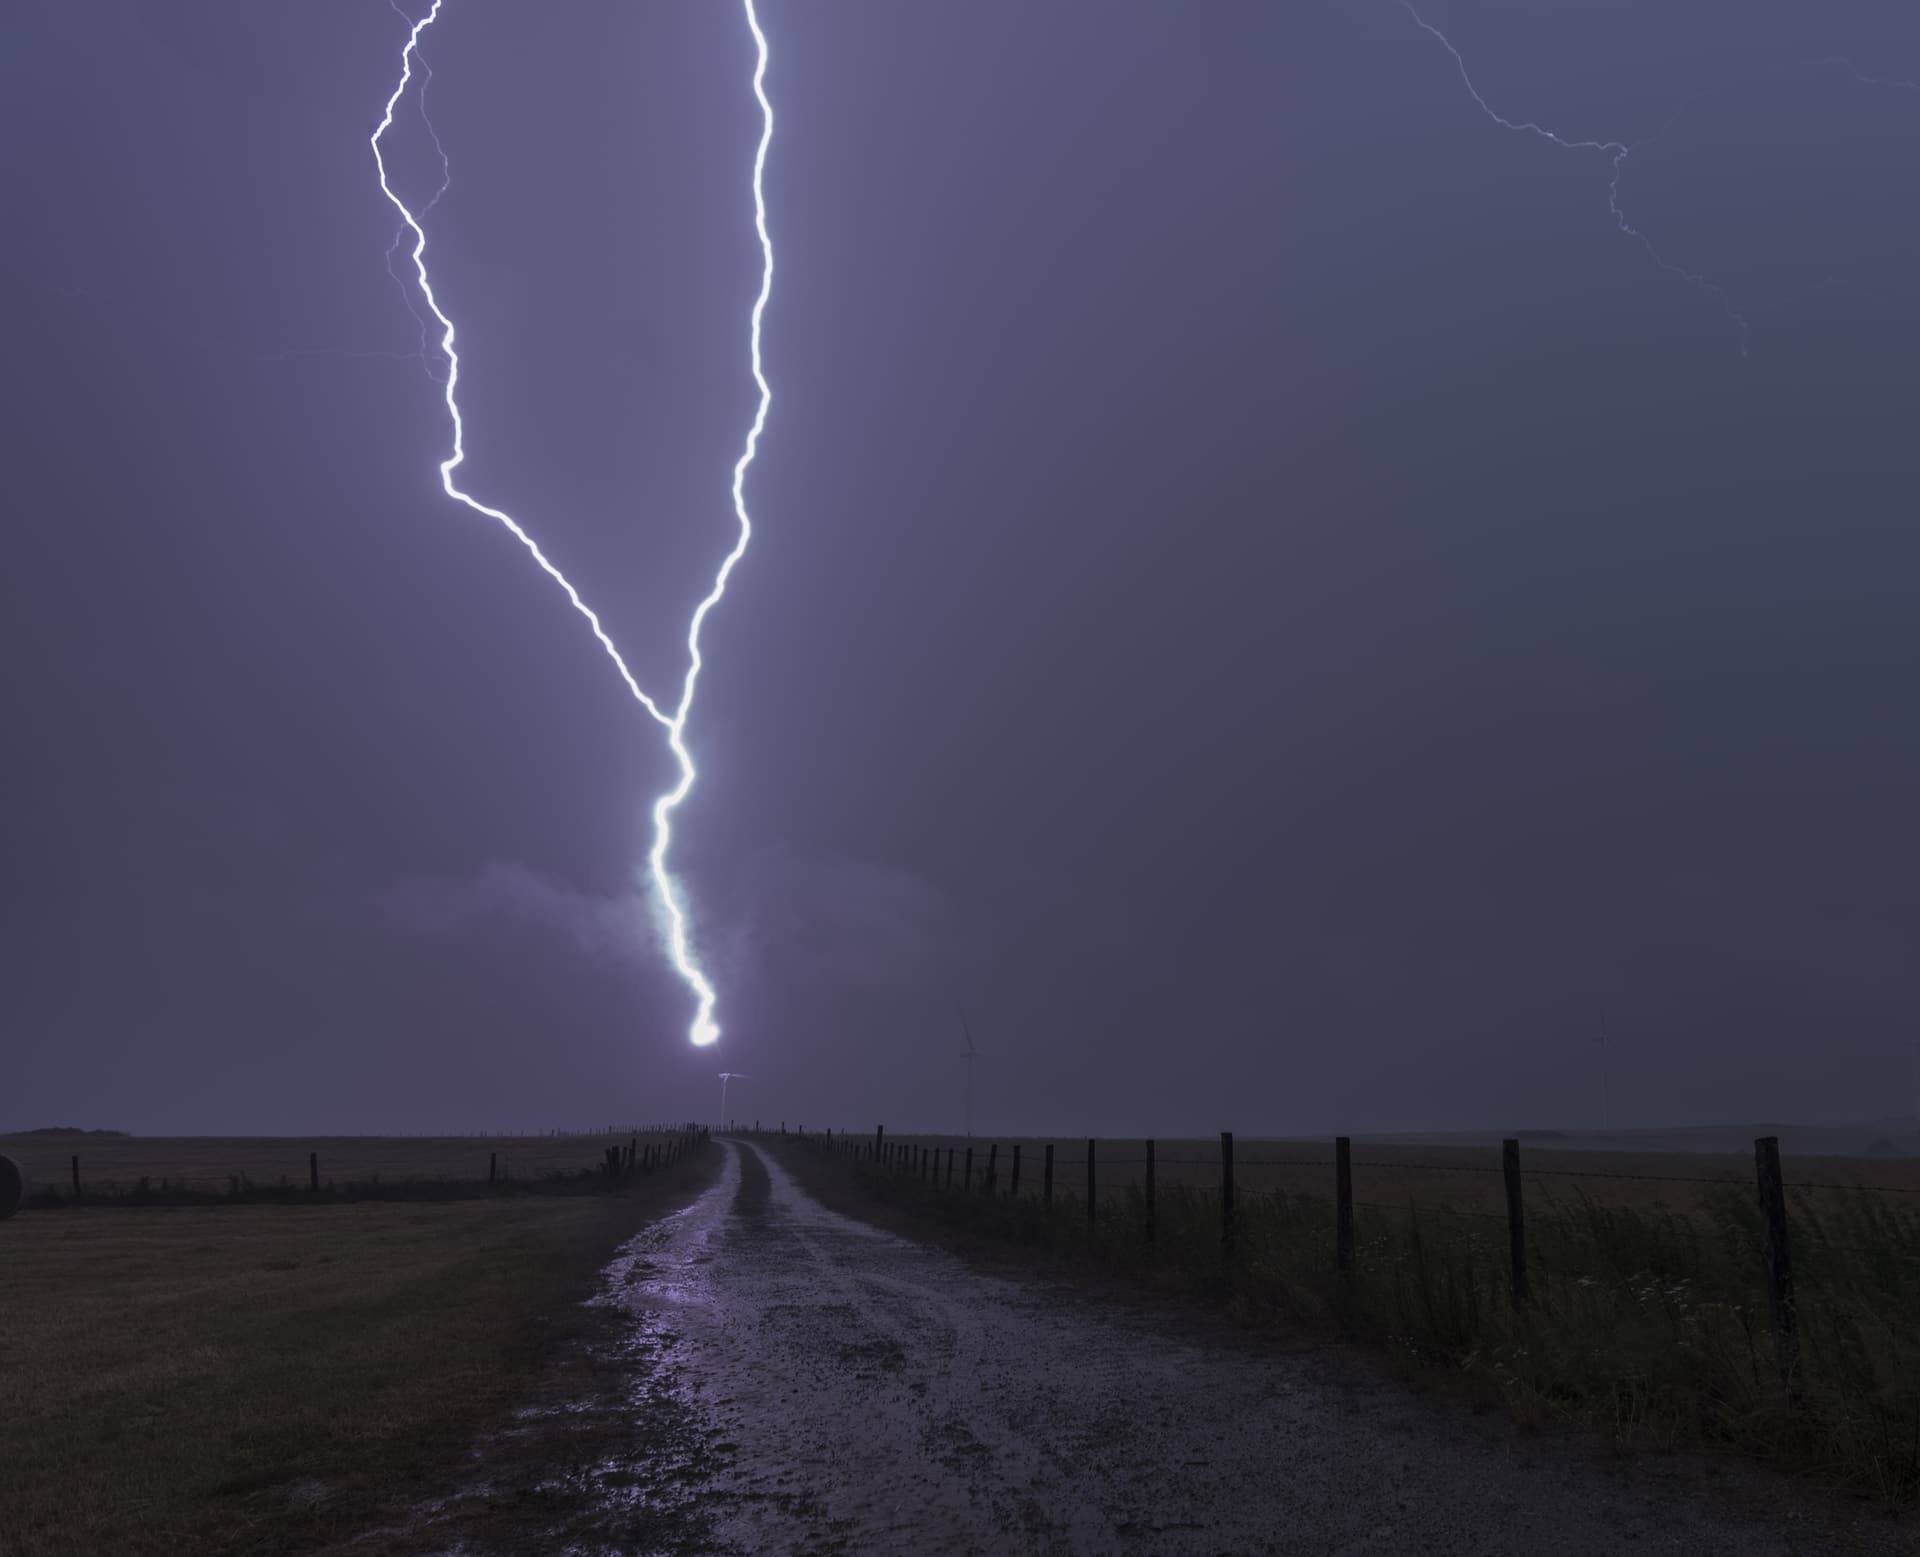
(1401, 1, 1751, 355)
(370, 0, 774, 1048)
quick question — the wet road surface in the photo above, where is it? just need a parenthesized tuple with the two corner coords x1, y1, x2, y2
(600, 1139, 1899, 1555)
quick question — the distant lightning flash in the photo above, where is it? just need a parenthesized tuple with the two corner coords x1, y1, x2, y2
(1401, 2, 1750, 355)
(1818, 59, 1920, 96)
(371, 1, 775, 1048)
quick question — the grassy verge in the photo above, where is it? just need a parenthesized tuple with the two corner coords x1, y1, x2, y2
(769, 1136, 1920, 1501)
(0, 1143, 720, 1557)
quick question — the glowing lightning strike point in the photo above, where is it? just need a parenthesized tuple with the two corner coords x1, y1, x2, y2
(648, 0, 776, 1048)
(1401, 2, 1751, 355)
(371, 0, 671, 727)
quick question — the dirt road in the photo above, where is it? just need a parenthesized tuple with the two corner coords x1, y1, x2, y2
(590, 1139, 1905, 1555)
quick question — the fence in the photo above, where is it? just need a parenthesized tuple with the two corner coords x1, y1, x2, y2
(753, 1124, 1920, 1450)
(7, 1126, 712, 1208)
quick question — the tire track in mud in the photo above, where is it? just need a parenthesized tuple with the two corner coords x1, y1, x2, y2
(595, 1140, 1906, 1556)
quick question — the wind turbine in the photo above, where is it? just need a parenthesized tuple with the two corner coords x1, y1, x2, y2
(718, 1072, 750, 1132)
(956, 1010, 976, 1138)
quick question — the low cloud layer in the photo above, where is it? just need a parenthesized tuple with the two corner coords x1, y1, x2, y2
(378, 850, 974, 998)
(379, 860, 648, 965)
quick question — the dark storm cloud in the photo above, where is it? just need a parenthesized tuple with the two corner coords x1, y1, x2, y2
(7, 0, 1920, 1135)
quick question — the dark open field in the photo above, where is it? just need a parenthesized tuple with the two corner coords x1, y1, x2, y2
(2, 1128, 681, 1200)
(774, 1125, 1920, 1500)
(0, 1132, 717, 1557)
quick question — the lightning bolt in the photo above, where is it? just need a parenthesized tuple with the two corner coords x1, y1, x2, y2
(649, 0, 775, 1049)
(370, 1, 775, 1048)
(383, 0, 450, 385)
(371, 1, 670, 723)
(1402, 2, 1751, 355)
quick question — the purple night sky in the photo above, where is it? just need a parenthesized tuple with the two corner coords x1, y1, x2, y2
(6, 0, 1920, 1136)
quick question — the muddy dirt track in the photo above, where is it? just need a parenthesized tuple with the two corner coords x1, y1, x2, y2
(585, 1139, 1909, 1556)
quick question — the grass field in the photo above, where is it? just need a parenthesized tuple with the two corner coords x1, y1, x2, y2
(0, 1136, 718, 1557)
(1, 1128, 682, 1200)
(773, 1129, 1920, 1500)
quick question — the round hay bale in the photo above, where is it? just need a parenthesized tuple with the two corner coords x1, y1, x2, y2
(0, 1155, 22, 1220)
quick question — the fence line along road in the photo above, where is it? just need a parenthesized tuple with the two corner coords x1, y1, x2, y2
(749, 1122, 1920, 1402)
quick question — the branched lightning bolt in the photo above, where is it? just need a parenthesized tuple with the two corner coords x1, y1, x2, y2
(371, 0, 671, 726)
(384, 0, 451, 385)
(649, 0, 775, 1048)
(371, 0, 774, 1049)
(1402, 2, 1751, 355)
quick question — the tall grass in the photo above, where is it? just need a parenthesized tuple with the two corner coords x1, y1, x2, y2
(813, 1148, 1920, 1498)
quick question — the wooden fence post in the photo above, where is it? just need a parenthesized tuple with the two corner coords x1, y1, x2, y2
(985, 1143, 998, 1194)
(875, 1125, 885, 1164)
(1010, 1143, 1022, 1199)
(964, 1146, 973, 1191)
(1502, 1138, 1529, 1312)
(489, 1151, 497, 1185)
(1087, 1139, 1097, 1226)
(309, 1152, 319, 1194)
(1221, 1132, 1236, 1261)
(71, 1155, 80, 1200)
(1044, 1143, 1054, 1207)
(947, 1146, 955, 1188)
(1755, 1135, 1799, 1392)
(1145, 1139, 1157, 1248)
(1335, 1136, 1354, 1272)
